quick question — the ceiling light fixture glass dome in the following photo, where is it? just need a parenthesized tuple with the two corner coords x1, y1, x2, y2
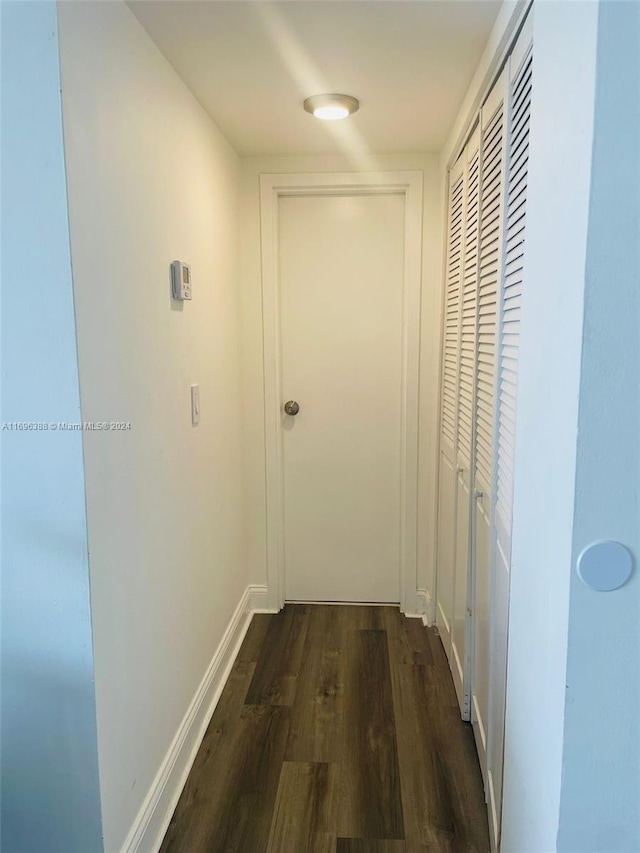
(303, 93, 360, 121)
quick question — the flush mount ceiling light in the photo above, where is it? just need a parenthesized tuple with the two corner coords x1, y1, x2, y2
(303, 93, 360, 121)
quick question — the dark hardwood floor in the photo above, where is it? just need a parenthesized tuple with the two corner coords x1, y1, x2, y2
(160, 605, 489, 853)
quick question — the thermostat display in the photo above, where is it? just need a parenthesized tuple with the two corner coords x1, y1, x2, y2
(171, 261, 192, 301)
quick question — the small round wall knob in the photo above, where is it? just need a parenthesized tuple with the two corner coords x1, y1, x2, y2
(284, 400, 300, 416)
(576, 541, 634, 591)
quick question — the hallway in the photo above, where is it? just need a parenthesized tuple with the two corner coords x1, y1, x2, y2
(5, 2, 638, 850)
(160, 605, 489, 852)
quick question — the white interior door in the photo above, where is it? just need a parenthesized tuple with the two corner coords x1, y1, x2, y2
(436, 158, 465, 658)
(472, 69, 508, 785)
(487, 22, 533, 846)
(451, 128, 480, 716)
(278, 191, 407, 603)
(434, 15, 533, 846)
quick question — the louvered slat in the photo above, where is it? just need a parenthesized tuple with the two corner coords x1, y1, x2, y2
(474, 102, 505, 494)
(457, 142, 480, 466)
(440, 169, 465, 451)
(495, 50, 533, 533)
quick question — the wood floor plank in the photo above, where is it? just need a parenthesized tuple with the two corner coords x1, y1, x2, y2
(236, 613, 273, 663)
(285, 604, 349, 761)
(159, 661, 256, 852)
(425, 627, 459, 693)
(426, 699, 489, 852)
(336, 839, 407, 852)
(244, 604, 310, 705)
(267, 762, 337, 853)
(304, 603, 354, 650)
(319, 604, 386, 634)
(285, 647, 344, 762)
(383, 608, 434, 667)
(412, 628, 490, 852)
(391, 662, 457, 850)
(338, 629, 405, 840)
(162, 701, 290, 853)
(352, 605, 386, 631)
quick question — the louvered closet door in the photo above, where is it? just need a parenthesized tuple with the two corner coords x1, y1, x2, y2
(450, 128, 480, 716)
(486, 19, 534, 847)
(471, 67, 508, 785)
(435, 155, 465, 661)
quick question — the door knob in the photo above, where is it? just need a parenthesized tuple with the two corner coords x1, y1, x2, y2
(284, 400, 300, 416)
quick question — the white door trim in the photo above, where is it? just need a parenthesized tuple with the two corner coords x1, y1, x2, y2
(259, 171, 424, 613)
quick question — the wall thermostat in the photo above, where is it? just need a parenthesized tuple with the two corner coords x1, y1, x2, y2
(171, 260, 192, 301)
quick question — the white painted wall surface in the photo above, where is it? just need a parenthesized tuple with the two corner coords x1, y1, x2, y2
(557, 2, 640, 849)
(57, 3, 245, 850)
(0, 2, 102, 850)
(240, 154, 443, 616)
(501, 3, 600, 850)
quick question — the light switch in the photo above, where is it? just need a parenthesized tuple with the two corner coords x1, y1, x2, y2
(191, 384, 200, 426)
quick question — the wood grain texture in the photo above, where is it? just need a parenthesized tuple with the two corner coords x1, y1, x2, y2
(337, 629, 405, 840)
(161, 661, 255, 853)
(186, 703, 290, 852)
(161, 702, 290, 852)
(283, 605, 346, 761)
(303, 604, 347, 651)
(160, 606, 490, 853)
(284, 647, 344, 762)
(236, 613, 272, 663)
(267, 762, 337, 853)
(391, 662, 457, 849)
(392, 626, 488, 851)
(425, 693, 490, 851)
(244, 604, 310, 705)
(336, 840, 407, 852)
(382, 608, 433, 667)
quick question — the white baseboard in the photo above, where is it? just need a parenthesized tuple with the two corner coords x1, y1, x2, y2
(402, 587, 430, 620)
(403, 587, 434, 625)
(420, 588, 435, 626)
(248, 583, 280, 613)
(121, 585, 255, 853)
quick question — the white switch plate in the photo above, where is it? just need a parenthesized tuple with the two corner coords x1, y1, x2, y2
(191, 384, 200, 425)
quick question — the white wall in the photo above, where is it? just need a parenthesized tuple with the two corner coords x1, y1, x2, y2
(57, 3, 246, 850)
(557, 2, 640, 849)
(0, 2, 102, 850)
(239, 153, 443, 615)
(502, 3, 600, 849)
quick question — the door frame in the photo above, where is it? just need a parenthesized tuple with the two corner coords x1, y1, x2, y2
(259, 171, 424, 612)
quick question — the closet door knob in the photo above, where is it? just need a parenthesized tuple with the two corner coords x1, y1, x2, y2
(284, 400, 300, 416)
